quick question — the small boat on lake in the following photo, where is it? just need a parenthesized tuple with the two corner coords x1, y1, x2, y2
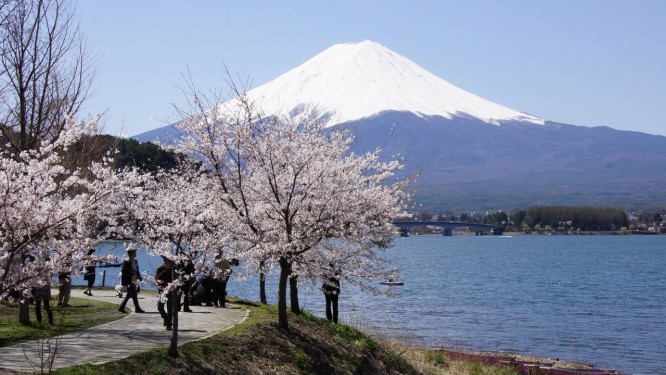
(380, 279, 404, 286)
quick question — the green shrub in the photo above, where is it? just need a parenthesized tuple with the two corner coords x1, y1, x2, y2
(424, 350, 448, 366)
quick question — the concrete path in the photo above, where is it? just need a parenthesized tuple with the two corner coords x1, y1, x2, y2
(0, 288, 248, 374)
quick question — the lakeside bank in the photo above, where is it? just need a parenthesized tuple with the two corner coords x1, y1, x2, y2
(2, 289, 609, 375)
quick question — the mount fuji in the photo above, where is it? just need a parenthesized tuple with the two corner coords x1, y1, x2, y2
(135, 41, 666, 211)
(237, 40, 544, 126)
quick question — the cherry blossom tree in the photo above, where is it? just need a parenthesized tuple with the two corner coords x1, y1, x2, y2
(118, 159, 234, 356)
(174, 82, 410, 329)
(244, 112, 408, 328)
(0, 116, 145, 323)
(0, 1, 145, 327)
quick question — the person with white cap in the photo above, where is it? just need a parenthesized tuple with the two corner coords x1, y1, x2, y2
(118, 243, 145, 313)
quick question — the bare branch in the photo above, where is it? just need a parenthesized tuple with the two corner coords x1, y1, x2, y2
(0, 0, 97, 152)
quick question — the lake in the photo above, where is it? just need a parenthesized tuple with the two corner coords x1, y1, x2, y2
(92, 235, 665, 374)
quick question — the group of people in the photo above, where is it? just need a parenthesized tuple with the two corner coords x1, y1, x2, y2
(72, 244, 342, 329)
(114, 245, 238, 331)
(29, 266, 72, 325)
(27, 248, 94, 325)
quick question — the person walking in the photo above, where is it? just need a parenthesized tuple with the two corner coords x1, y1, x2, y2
(322, 263, 340, 324)
(83, 249, 96, 296)
(118, 244, 145, 313)
(155, 256, 174, 330)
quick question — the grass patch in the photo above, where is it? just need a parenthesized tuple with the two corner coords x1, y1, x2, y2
(468, 362, 518, 375)
(0, 296, 122, 347)
(301, 308, 377, 350)
(424, 350, 449, 366)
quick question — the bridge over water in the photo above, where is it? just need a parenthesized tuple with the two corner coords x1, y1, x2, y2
(393, 221, 505, 236)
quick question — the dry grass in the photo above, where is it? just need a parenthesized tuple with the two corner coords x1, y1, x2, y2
(341, 311, 520, 375)
(371, 333, 518, 375)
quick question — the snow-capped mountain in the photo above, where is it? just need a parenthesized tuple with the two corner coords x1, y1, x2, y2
(135, 41, 666, 211)
(245, 40, 544, 126)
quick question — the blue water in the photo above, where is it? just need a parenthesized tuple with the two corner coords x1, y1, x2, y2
(91, 236, 665, 374)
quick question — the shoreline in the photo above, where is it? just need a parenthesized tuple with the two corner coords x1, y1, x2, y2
(433, 349, 622, 374)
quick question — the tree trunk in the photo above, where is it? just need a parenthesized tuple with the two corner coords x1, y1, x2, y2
(259, 260, 267, 304)
(277, 257, 290, 330)
(169, 289, 179, 357)
(289, 275, 300, 314)
(19, 299, 30, 325)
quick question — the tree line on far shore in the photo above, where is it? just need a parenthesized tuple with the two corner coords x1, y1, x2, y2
(509, 206, 628, 232)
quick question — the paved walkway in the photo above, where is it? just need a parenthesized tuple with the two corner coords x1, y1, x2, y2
(0, 288, 248, 374)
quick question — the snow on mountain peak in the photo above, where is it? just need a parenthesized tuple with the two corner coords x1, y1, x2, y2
(245, 40, 545, 126)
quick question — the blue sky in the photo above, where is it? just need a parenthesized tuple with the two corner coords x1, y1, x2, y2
(75, 1, 666, 137)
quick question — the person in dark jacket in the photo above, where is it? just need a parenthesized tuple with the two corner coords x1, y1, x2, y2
(57, 256, 72, 307)
(155, 256, 174, 330)
(177, 251, 195, 312)
(213, 253, 232, 308)
(33, 281, 53, 325)
(83, 249, 96, 296)
(322, 263, 341, 324)
(31, 254, 53, 324)
(118, 244, 144, 313)
(199, 274, 215, 306)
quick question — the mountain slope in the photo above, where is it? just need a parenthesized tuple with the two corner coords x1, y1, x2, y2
(336, 112, 666, 211)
